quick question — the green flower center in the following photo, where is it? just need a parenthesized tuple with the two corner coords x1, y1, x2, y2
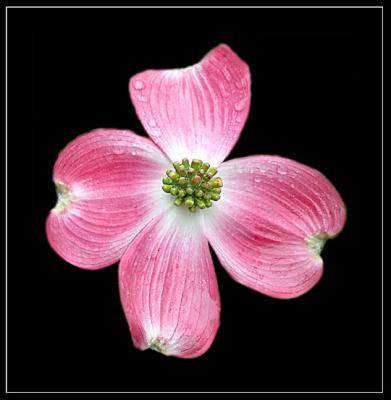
(162, 158, 223, 212)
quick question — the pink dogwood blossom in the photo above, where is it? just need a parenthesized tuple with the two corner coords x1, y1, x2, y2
(46, 44, 346, 358)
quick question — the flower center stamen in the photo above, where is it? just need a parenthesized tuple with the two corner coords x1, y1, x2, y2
(162, 158, 223, 212)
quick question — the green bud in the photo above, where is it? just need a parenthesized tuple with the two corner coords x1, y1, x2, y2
(195, 189, 204, 198)
(205, 199, 212, 208)
(174, 197, 183, 206)
(173, 161, 181, 173)
(211, 192, 220, 201)
(162, 177, 172, 185)
(178, 189, 186, 198)
(196, 199, 206, 209)
(178, 177, 188, 186)
(186, 187, 194, 195)
(187, 167, 195, 176)
(192, 175, 201, 185)
(184, 196, 194, 207)
(170, 187, 178, 196)
(178, 165, 186, 176)
(207, 168, 218, 180)
(168, 171, 178, 181)
(191, 159, 202, 170)
(210, 177, 223, 188)
(162, 184, 172, 193)
(201, 162, 210, 171)
(182, 158, 190, 168)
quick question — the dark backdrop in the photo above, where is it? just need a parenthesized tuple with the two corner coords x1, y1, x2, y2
(7, 6, 382, 392)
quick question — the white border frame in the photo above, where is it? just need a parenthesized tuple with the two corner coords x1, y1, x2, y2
(5, 5, 384, 394)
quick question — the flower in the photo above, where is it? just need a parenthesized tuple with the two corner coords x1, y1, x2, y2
(46, 44, 346, 358)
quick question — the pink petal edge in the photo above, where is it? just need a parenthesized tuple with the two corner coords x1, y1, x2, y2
(46, 128, 171, 270)
(119, 210, 220, 358)
(202, 155, 346, 299)
(129, 43, 251, 166)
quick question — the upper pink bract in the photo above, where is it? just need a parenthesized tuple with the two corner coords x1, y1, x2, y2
(46, 44, 346, 358)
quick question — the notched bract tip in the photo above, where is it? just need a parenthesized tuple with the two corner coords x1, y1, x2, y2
(305, 232, 331, 258)
(148, 337, 171, 356)
(53, 181, 73, 214)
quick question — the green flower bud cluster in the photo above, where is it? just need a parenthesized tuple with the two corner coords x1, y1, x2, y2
(162, 158, 223, 212)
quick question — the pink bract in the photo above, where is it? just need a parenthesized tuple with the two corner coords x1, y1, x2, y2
(46, 44, 346, 358)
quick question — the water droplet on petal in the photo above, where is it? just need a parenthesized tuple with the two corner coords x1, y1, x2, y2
(133, 80, 145, 90)
(236, 115, 242, 123)
(112, 145, 124, 155)
(254, 177, 261, 183)
(218, 82, 230, 98)
(210, 55, 219, 64)
(222, 66, 232, 81)
(137, 95, 148, 103)
(235, 77, 247, 90)
(290, 183, 295, 188)
(277, 167, 287, 175)
(259, 165, 268, 173)
(148, 118, 157, 127)
(234, 98, 248, 112)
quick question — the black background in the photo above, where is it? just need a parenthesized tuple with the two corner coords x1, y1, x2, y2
(7, 6, 382, 392)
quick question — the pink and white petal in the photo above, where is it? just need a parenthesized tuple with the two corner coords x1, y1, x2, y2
(46, 128, 171, 270)
(129, 43, 251, 165)
(119, 209, 220, 358)
(203, 155, 346, 299)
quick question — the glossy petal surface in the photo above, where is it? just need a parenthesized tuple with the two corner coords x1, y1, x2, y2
(129, 44, 251, 165)
(119, 210, 220, 358)
(46, 129, 170, 269)
(203, 155, 346, 299)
